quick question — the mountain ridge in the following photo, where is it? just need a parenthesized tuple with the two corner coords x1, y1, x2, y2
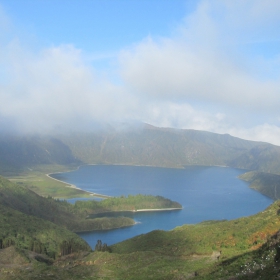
(1, 124, 278, 174)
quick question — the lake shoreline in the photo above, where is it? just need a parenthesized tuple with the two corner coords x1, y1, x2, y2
(134, 207, 183, 212)
(64, 165, 273, 247)
(89, 207, 183, 217)
(46, 163, 187, 199)
(46, 163, 237, 200)
(46, 172, 112, 199)
(76, 208, 182, 233)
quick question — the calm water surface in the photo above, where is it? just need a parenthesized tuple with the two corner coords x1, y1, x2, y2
(51, 165, 273, 247)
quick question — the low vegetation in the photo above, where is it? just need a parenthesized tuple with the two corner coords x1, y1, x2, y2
(1, 200, 280, 279)
(6, 166, 91, 199)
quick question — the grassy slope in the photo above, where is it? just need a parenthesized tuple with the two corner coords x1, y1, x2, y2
(2, 201, 279, 279)
(111, 201, 280, 256)
(0, 176, 135, 233)
(11, 171, 93, 199)
(85, 201, 280, 279)
(198, 231, 280, 279)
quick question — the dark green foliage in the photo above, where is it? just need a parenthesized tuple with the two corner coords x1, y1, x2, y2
(95, 240, 110, 252)
(59, 239, 88, 256)
(28, 239, 45, 254)
(0, 203, 91, 259)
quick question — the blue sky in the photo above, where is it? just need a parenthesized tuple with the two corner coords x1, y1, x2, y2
(0, 0, 280, 145)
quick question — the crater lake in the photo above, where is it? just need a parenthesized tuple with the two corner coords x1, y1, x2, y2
(50, 165, 273, 248)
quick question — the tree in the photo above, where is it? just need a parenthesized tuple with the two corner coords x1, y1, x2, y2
(95, 239, 110, 252)
(95, 239, 102, 251)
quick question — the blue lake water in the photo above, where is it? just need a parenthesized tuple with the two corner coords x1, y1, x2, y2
(50, 165, 273, 247)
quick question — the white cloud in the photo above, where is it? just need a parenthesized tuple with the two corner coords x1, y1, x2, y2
(0, 1, 280, 146)
(117, 0, 280, 145)
(120, 37, 280, 111)
(0, 41, 138, 132)
(229, 124, 280, 146)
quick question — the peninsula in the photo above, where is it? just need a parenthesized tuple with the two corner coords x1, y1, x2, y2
(74, 194, 182, 215)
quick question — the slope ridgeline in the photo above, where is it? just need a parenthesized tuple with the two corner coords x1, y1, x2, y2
(1, 124, 280, 175)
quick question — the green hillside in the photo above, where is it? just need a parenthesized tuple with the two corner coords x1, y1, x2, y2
(229, 144, 280, 174)
(2, 124, 280, 176)
(56, 124, 280, 174)
(0, 134, 80, 175)
(1, 200, 280, 279)
(0, 175, 188, 278)
(0, 203, 91, 260)
(240, 171, 280, 200)
(0, 176, 184, 230)
(57, 125, 261, 168)
(0, 176, 143, 233)
(75, 194, 182, 213)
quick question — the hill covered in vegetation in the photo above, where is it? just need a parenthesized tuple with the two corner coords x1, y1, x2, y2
(0, 176, 183, 266)
(1, 199, 280, 279)
(0, 176, 136, 232)
(240, 171, 280, 200)
(56, 124, 280, 174)
(0, 135, 80, 174)
(1, 124, 280, 175)
(75, 194, 182, 214)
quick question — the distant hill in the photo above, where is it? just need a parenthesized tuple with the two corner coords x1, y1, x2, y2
(57, 124, 280, 174)
(229, 144, 280, 174)
(239, 171, 280, 200)
(1, 124, 280, 174)
(0, 134, 80, 173)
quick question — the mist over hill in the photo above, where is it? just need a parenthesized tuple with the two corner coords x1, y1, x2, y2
(1, 124, 280, 175)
